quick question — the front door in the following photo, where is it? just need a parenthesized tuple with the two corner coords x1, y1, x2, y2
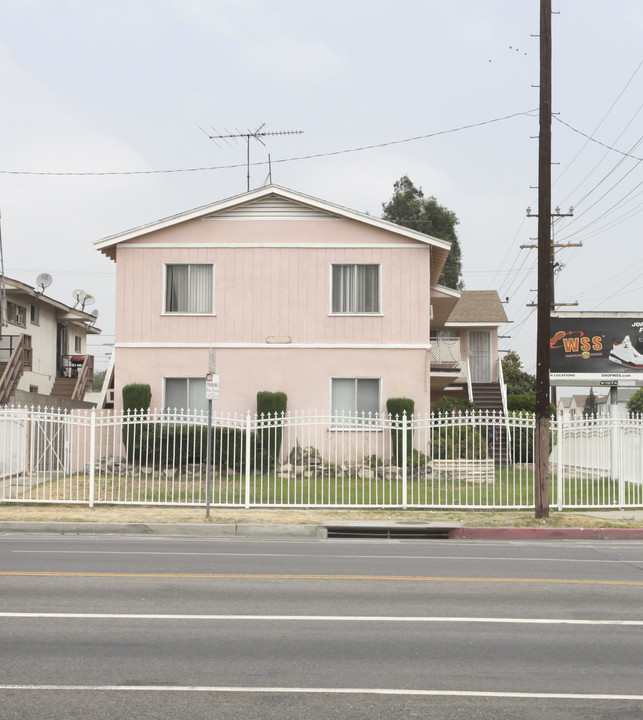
(469, 330, 492, 383)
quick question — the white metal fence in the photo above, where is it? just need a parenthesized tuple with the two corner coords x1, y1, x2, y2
(0, 405, 641, 510)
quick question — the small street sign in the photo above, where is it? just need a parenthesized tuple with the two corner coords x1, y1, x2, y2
(205, 373, 220, 400)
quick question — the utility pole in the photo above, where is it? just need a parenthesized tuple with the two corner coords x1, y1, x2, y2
(0, 210, 7, 328)
(534, 0, 552, 519)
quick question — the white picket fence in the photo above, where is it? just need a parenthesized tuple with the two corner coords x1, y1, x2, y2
(0, 405, 641, 510)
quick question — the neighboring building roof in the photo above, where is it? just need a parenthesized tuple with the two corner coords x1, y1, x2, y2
(2, 276, 101, 334)
(445, 290, 508, 325)
(94, 184, 453, 274)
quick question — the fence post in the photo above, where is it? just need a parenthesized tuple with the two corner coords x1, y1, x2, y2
(245, 412, 252, 509)
(88, 408, 96, 508)
(556, 412, 563, 511)
(402, 412, 408, 508)
(609, 396, 621, 506)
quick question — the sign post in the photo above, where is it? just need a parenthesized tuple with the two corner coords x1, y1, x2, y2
(205, 349, 218, 519)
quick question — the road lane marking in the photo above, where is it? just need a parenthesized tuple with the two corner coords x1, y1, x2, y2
(12, 549, 643, 565)
(1, 570, 643, 586)
(1, 685, 643, 701)
(1, 612, 642, 626)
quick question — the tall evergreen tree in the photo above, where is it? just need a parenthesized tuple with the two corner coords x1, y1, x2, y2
(583, 388, 598, 418)
(382, 175, 463, 290)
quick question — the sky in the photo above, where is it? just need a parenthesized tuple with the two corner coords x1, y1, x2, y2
(1, 0, 642, 382)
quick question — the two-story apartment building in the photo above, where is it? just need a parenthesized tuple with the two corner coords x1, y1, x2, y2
(95, 185, 507, 417)
(0, 276, 99, 406)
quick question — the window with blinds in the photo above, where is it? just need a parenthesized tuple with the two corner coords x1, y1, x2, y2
(165, 264, 213, 314)
(331, 264, 380, 314)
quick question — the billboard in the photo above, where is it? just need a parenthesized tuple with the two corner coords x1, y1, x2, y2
(550, 313, 643, 386)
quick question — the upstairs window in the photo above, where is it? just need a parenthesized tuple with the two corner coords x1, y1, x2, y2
(331, 264, 380, 314)
(165, 264, 213, 314)
(7, 302, 26, 327)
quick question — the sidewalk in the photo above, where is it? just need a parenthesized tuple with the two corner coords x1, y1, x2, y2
(1, 507, 643, 540)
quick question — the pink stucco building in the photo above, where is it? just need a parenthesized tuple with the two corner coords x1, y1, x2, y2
(95, 185, 507, 416)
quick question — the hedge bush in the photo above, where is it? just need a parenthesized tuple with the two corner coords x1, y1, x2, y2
(122, 384, 151, 461)
(122, 422, 256, 470)
(256, 391, 287, 470)
(386, 397, 415, 465)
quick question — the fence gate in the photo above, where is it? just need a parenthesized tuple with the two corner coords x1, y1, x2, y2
(30, 413, 69, 474)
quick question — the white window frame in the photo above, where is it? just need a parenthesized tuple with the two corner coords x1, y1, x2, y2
(329, 263, 382, 315)
(30, 305, 40, 326)
(7, 301, 27, 328)
(331, 376, 382, 427)
(163, 377, 208, 413)
(163, 263, 215, 316)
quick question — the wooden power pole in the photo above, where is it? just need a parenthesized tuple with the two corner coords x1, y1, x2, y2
(535, 0, 552, 518)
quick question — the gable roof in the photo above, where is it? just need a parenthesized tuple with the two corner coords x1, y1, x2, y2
(445, 290, 508, 325)
(94, 184, 452, 267)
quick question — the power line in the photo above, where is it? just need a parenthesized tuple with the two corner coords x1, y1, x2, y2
(0, 110, 537, 177)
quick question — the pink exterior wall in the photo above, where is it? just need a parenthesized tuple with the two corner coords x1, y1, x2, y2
(115, 218, 431, 347)
(112, 213, 434, 414)
(115, 346, 431, 415)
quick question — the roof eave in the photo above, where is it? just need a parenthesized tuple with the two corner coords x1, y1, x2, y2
(94, 185, 453, 256)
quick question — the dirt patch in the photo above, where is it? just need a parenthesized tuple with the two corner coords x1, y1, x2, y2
(0, 503, 640, 528)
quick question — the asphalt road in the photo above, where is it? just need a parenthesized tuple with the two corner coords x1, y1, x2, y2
(1, 534, 643, 719)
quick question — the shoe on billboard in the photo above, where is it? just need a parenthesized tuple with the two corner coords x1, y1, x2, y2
(609, 335, 643, 369)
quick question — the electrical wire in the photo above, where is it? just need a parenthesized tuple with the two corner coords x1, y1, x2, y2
(0, 110, 538, 177)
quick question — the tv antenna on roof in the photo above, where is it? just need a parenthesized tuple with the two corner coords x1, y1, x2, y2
(206, 123, 303, 191)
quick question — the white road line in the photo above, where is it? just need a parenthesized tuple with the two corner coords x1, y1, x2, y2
(1, 612, 642, 626)
(1, 685, 643, 700)
(11, 550, 643, 564)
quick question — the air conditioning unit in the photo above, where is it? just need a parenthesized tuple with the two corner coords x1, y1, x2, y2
(106, 389, 115, 404)
(16, 313, 25, 325)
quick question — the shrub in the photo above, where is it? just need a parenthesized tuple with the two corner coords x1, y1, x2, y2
(386, 397, 415, 465)
(431, 396, 477, 415)
(122, 384, 152, 461)
(256, 391, 287, 470)
(507, 393, 536, 413)
(123, 422, 256, 470)
(122, 383, 152, 412)
(627, 388, 643, 416)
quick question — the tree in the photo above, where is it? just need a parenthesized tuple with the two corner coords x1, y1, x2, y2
(382, 175, 463, 290)
(583, 388, 598, 419)
(501, 351, 536, 396)
(626, 387, 643, 416)
(92, 369, 107, 392)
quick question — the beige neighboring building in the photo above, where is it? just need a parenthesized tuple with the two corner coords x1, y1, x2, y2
(0, 276, 100, 407)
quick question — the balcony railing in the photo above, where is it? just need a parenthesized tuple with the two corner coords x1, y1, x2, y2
(429, 338, 461, 368)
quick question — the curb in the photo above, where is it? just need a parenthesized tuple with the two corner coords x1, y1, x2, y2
(452, 527, 643, 540)
(1, 521, 643, 540)
(0, 521, 323, 538)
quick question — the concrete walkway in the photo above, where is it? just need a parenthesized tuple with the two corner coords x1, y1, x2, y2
(2, 510, 643, 540)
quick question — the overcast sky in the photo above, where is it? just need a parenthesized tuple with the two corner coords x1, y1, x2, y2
(1, 0, 642, 380)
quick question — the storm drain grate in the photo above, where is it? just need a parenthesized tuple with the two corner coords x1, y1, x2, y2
(324, 524, 454, 539)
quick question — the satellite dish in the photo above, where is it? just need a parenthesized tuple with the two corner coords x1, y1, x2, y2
(72, 289, 87, 308)
(87, 308, 99, 327)
(81, 293, 95, 310)
(35, 273, 53, 293)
